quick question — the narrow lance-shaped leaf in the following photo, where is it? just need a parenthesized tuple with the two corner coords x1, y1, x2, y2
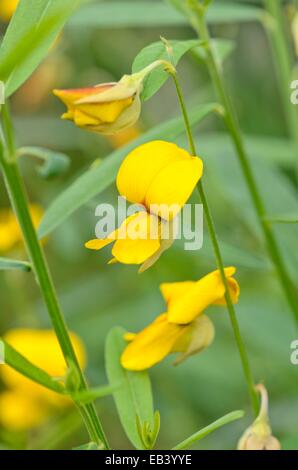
(105, 327, 155, 450)
(0, 257, 31, 272)
(68, 1, 263, 29)
(0, 0, 85, 97)
(2, 339, 65, 394)
(38, 103, 218, 238)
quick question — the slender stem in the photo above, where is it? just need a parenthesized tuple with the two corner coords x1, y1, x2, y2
(188, 2, 298, 326)
(170, 72, 259, 415)
(0, 105, 109, 449)
(263, 0, 298, 146)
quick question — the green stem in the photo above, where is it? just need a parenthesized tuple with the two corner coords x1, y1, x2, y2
(263, 0, 298, 146)
(188, 2, 298, 326)
(0, 105, 109, 449)
(170, 72, 259, 415)
(172, 410, 244, 450)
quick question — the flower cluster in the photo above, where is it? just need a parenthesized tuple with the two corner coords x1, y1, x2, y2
(54, 70, 236, 371)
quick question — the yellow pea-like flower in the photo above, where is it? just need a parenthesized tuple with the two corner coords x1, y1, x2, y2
(121, 267, 239, 371)
(0, 204, 43, 253)
(0, 0, 18, 22)
(0, 329, 86, 431)
(85, 141, 203, 270)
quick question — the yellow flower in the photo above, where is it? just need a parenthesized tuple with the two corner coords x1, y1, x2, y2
(121, 267, 239, 371)
(53, 60, 174, 134)
(0, 0, 18, 22)
(0, 329, 86, 431)
(85, 141, 203, 270)
(237, 384, 281, 450)
(0, 204, 43, 253)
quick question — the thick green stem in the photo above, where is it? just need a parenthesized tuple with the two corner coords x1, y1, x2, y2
(189, 4, 298, 326)
(263, 0, 298, 146)
(0, 106, 109, 449)
(171, 72, 259, 415)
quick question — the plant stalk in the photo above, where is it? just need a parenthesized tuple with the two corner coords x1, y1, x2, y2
(170, 71, 259, 416)
(0, 104, 109, 449)
(187, 2, 298, 325)
(263, 0, 298, 147)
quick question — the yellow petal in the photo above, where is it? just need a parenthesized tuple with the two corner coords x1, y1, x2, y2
(85, 238, 115, 251)
(145, 157, 203, 220)
(116, 141, 192, 205)
(73, 99, 133, 126)
(121, 314, 187, 371)
(0, 391, 48, 431)
(53, 85, 114, 108)
(167, 267, 239, 324)
(112, 212, 160, 264)
(54, 86, 133, 128)
(160, 281, 195, 304)
(0, 0, 19, 22)
(124, 332, 137, 342)
(0, 204, 43, 253)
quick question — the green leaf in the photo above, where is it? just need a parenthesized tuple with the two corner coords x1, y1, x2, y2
(2, 339, 65, 394)
(0, 0, 85, 97)
(172, 410, 245, 450)
(38, 103, 218, 238)
(68, 2, 263, 29)
(192, 39, 236, 65)
(105, 327, 155, 450)
(18, 146, 70, 179)
(70, 383, 120, 404)
(73, 442, 102, 450)
(0, 257, 31, 272)
(132, 39, 203, 101)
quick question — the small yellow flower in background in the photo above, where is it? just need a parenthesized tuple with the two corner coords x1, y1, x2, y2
(85, 141, 203, 270)
(237, 384, 281, 450)
(0, 0, 18, 22)
(0, 204, 43, 253)
(0, 329, 86, 431)
(121, 267, 239, 371)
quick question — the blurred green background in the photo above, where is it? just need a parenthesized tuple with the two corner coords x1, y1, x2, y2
(0, 0, 297, 450)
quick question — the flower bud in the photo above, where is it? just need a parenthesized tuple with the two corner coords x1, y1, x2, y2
(237, 384, 281, 450)
(172, 314, 215, 365)
(54, 61, 169, 135)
